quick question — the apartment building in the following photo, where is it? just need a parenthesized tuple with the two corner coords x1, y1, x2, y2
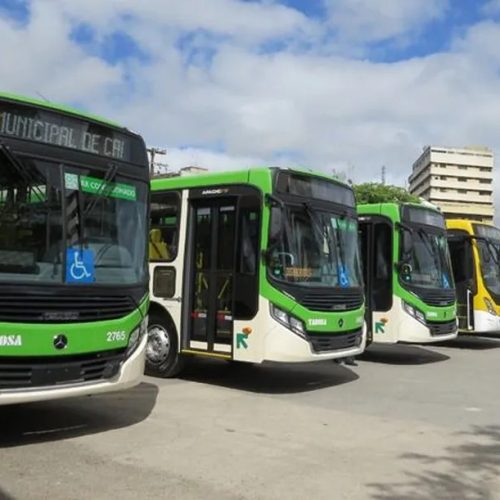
(408, 146, 494, 223)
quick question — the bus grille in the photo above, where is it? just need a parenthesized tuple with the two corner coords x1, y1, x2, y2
(427, 320, 457, 337)
(0, 350, 125, 389)
(0, 293, 136, 323)
(308, 328, 363, 353)
(298, 288, 363, 312)
(418, 289, 455, 307)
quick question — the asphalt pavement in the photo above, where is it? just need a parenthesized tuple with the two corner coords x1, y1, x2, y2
(2, 336, 500, 499)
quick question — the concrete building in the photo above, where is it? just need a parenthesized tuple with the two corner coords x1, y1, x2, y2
(408, 145, 494, 223)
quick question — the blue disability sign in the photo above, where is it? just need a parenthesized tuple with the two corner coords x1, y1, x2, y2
(66, 248, 95, 283)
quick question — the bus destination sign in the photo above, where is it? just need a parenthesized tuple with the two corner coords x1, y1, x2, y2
(0, 101, 130, 161)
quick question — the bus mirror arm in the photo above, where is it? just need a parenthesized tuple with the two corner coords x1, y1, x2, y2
(265, 193, 285, 208)
(396, 221, 414, 234)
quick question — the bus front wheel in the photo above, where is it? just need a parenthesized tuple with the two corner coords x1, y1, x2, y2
(145, 312, 184, 378)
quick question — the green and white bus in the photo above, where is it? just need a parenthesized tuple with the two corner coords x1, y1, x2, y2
(358, 202, 458, 344)
(147, 167, 366, 376)
(0, 93, 149, 405)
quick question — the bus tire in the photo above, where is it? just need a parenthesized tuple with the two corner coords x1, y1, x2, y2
(145, 312, 184, 378)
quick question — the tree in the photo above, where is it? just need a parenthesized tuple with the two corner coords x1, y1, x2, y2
(353, 182, 420, 204)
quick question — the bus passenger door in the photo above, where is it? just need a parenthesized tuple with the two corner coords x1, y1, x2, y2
(359, 219, 373, 343)
(359, 216, 393, 344)
(448, 235, 474, 331)
(185, 200, 237, 356)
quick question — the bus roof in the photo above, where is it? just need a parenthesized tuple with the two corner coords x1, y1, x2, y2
(358, 201, 440, 213)
(151, 166, 350, 192)
(446, 219, 496, 232)
(0, 91, 123, 130)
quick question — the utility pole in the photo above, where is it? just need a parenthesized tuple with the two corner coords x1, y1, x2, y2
(381, 165, 386, 185)
(147, 147, 167, 177)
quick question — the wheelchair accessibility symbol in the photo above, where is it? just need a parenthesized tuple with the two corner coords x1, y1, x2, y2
(338, 265, 350, 288)
(66, 248, 95, 283)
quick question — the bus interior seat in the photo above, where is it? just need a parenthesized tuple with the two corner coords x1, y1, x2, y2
(149, 228, 170, 260)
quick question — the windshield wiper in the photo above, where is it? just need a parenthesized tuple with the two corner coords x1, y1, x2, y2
(417, 228, 450, 286)
(83, 162, 118, 216)
(485, 240, 500, 265)
(0, 143, 46, 204)
(303, 202, 348, 286)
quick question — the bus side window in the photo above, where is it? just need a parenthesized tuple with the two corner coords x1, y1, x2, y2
(373, 222, 392, 311)
(234, 196, 261, 319)
(150, 191, 181, 262)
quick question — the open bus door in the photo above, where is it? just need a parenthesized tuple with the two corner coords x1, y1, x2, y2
(359, 215, 393, 345)
(182, 187, 260, 358)
(448, 233, 475, 331)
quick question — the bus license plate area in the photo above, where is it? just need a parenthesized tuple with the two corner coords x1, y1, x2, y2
(31, 365, 83, 386)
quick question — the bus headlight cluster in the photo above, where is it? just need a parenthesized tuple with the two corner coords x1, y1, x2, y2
(270, 304, 306, 338)
(484, 298, 497, 316)
(127, 316, 148, 356)
(403, 301, 426, 325)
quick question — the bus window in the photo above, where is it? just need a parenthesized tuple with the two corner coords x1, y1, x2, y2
(373, 222, 392, 311)
(150, 191, 180, 262)
(234, 196, 260, 319)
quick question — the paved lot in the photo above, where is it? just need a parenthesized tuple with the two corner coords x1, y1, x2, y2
(2, 336, 500, 500)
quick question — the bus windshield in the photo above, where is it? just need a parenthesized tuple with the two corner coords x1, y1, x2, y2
(0, 149, 147, 285)
(474, 225, 500, 298)
(400, 228, 454, 289)
(268, 203, 362, 288)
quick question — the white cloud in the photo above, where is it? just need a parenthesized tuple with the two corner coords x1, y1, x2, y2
(49, 0, 315, 47)
(1, 1, 500, 219)
(0, 2, 122, 103)
(323, 0, 449, 44)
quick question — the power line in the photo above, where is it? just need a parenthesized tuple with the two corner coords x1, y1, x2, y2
(147, 147, 167, 177)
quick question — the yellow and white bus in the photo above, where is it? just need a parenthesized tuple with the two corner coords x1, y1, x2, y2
(447, 219, 500, 334)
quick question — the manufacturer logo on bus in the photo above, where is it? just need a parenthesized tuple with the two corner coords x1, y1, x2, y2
(53, 334, 68, 350)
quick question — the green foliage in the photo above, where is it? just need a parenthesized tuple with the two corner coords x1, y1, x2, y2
(353, 183, 420, 205)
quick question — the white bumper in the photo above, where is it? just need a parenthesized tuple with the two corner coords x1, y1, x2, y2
(0, 335, 146, 406)
(471, 311, 500, 334)
(264, 322, 367, 362)
(397, 313, 457, 343)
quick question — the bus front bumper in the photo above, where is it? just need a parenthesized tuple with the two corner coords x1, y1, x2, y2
(398, 315, 458, 344)
(468, 311, 500, 335)
(264, 323, 367, 362)
(0, 335, 146, 406)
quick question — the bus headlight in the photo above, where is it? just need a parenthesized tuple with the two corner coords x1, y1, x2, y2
(127, 317, 148, 356)
(484, 298, 497, 316)
(270, 304, 306, 338)
(403, 301, 426, 325)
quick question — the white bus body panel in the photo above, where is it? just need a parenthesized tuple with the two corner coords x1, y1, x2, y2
(372, 298, 457, 344)
(0, 335, 146, 406)
(473, 310, 500, 334)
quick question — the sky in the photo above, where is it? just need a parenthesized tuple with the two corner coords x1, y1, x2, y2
(1, 0, 500, 199)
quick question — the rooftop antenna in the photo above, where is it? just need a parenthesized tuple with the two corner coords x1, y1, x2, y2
(35, 91, 50, 102)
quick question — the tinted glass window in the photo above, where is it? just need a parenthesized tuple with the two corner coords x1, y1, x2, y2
(275, 172, 355, 207)
(150, 191, 180, 262)
(402, 206, 445, 229)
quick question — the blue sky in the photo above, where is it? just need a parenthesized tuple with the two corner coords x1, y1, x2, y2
(1, 0, 500, 199)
